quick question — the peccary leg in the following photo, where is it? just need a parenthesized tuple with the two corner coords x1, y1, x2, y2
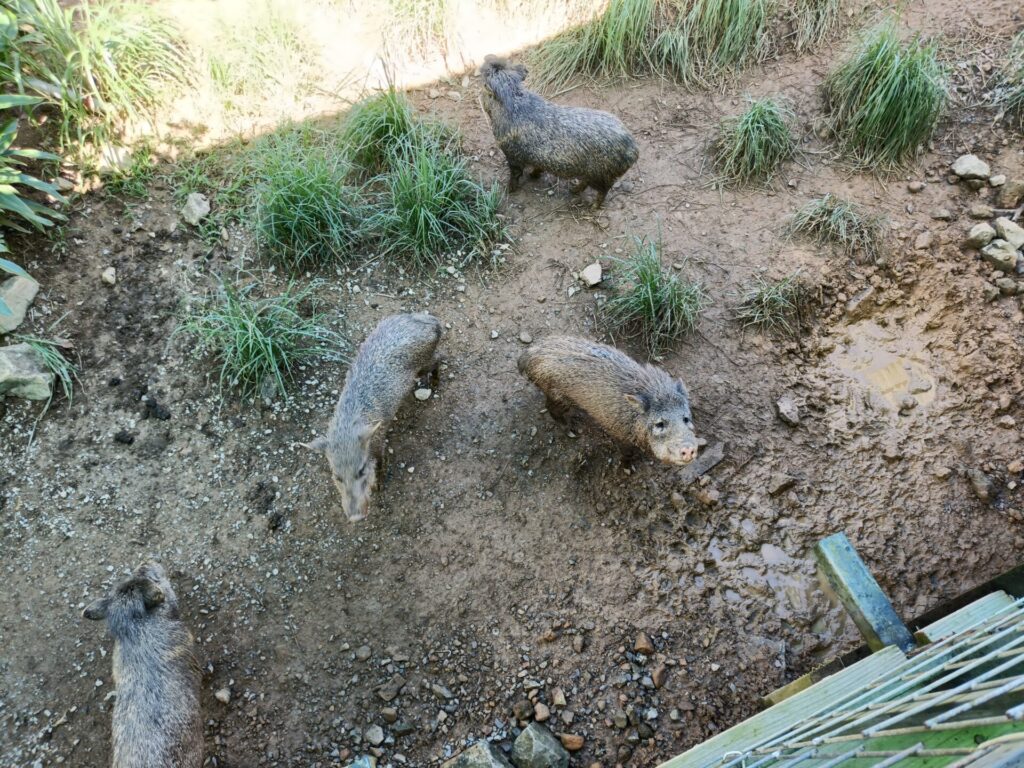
(545, 395, 571, 424)
(570, 180, 587, 195)
(508, 165, 524, 192)
(592, 182, 611, 209)
(528, 167, 543, 179)
(418, 355, 441, 389)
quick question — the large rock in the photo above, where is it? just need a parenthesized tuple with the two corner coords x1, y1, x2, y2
(998, 180, 1024, 208)
(981, 240, 1020, 273)
(951, 154, 990, 180)
(511, 723, 569, 768)
(994, 217, 1024, 250)
(181, 192, 211, 226)
(0, 276, 39, 333)
(0, 343, 53, 400)
(444, 741, 514, 768)
(964, 223, 996, 249)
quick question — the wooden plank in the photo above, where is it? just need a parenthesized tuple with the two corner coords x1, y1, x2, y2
(656, 646, 907, 768)
(916, 592, 1015, 645)
(816, 533, 916, 653)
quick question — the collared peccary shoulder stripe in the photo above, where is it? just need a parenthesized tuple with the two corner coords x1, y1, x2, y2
(82, 563, 203, 768)
(518, 336, 699, 466)
(480, 55, 638, 207)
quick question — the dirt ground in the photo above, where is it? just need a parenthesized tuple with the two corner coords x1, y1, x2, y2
(3, 1, 1024, 767)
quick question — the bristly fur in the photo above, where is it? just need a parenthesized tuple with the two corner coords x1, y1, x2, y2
(518, 336, 698, 465)
(480, 54, 638, 207)
(82, 563, 203, 768)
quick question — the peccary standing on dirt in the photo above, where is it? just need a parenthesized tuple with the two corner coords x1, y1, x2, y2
(479, 55, 639, 207)
(82, 562, 203, 768)
(519, 336, 699, 465)
(302, 313, 442, 521)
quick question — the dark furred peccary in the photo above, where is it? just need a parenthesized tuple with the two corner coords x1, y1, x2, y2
(519, 336, 699, 465)
(302, 313, 442, 522)
(82, 562, 203, 768)
(480, 55, 639, 207)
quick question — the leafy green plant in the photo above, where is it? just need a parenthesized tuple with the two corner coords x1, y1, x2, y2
(249, 128, 367, 269)
(603, 233, 709, 356)
(3, 0, 184, 149)
(823, 21, 946, 169)
(788, 193, 885, 261)
(367, 138, 505, 269)
(180, 278, 343, 400)
(711, 96, 795, 185)
(16, 334, 78, 404)
(732, 270, 809, 334)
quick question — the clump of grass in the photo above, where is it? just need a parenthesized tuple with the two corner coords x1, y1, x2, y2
(732, 271, 809, 334)
(341, 89, 422, 176)
(530, 0, 661, 90)
(711, 96, 795, 185)
(995, 32, 1024, 130)
(3, 0, 185, 149)
(788, 194, 885, 261)
(384, 0, 452, 59)
(603, 233, 710, 356)
(104, 142, 156, 198)
(180, 279, 342, 400)
(823, 21, 946, 169)
(16, 335, 79, 405)
(248, 129, 366, 269)
(655, 0, 773, 86)
(368, 140, 505, 269)
(791, 0, 843, 54)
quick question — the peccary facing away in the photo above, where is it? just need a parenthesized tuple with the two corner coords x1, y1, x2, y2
(303, 313, 442, 521)
(519, 336, 699, 465)
(480, 55, 639, 207)
(82, 563, 203, 768)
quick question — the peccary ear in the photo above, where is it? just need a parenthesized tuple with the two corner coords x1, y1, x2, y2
(82, 597, 110, 621)
(675, 379, 689, 398)
(624, 393, 650, 413)
(299, 436, 328, 453)
(137, 579, 165, 611)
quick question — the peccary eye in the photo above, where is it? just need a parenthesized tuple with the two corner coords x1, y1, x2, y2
(684, 417, 691, 425)
(357, 464, 367, 479)
(654, 420, 666, 431)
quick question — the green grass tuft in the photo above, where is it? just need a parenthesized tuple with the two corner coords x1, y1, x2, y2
(384, 0, 452, 59)
(788, 193, 885, 261)
(180, 278, 342, 400)
(530, 0, 660, 91)
(3, 0, 185, 149)
(104, 142, 156, 198)
(248, 128, 367, 270)
(995, 32, 1024, 130)
(711, 96, 795, 185)
(16, 335, 79, 405)
(732, 270, 809, 334)
(368, 139, 505, 270)
(603, 233, 709, 357)
(342, 89, 423, 176)
(823, 21, 946, 169)
(791, 0, 842, 54)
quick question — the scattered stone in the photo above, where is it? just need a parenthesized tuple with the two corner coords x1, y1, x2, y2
(651, 664, 668, 688)
(513, 699, 534, 721)
(634, 632, 655, 655)
(612, 709, 628, 729)
(934, 466, 953, 480)
(355, 645, 372, 661)
(768, 473, 796, 496)
(775, 395, 800, 426)
(101, 266, 117, 286)
(534, 703, 550, 722)
(907, 181, 925, 193)
(983, 283, 1001, 302)
(511, 723, 569, 768)
(393, 721, 415, 737)
(447, 90, 463, 102)
(966, 468, 993, 503)
(214, 687, 231, 704)
(969, 204, 994, 220)
(580, 262, 602, 287)
(996, 277, 1017, 296)
(965, 222, 996, 249)
(443, 741, 514, 768)
(414, 388, 432, 401)
(181, 192, 211, 226)
(113, 430, 135, 445)
(572, 635, 585, 654)
(98, 144, 133, 173)
(981, 240, 1019, 273)
(997, 180, 1024, 208)
(845, 285, 876, 320)
(1009, 460, 1024, 474)
(428, 89, 441, 99)
(994, 217, 1024, 249)
(377, 674, 406, 702)
(559, 734, 584, 752)
(965, 178, 987, 191)
(431, 683, 454, 700)
(490, 329, 499, 339)
(990, 174, 1007, 187)
(0, 276, 39, 334)
(677, 441, 726, 486)
(551, 688, 566, 707)
(519, 330, 532, 344)
(346, 756, 376, 768)
(951, 154, 990, 179)
(931, 208, 953, 221)
(0, 343, 53, 400)
(914, 231, 933, 250)
(381, 707, 398, 723)
(365, 725, 385, 747)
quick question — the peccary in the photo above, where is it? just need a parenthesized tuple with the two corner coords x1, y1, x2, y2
(480, 55, 639, 207)
(518, 336, 699, 465)
(302, 313, 442, 521)
(82, 562, 203, 768)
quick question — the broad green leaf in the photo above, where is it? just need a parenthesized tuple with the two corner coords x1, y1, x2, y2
(0, 94, 42, 110)
(0, 256, 30, 278)
(9, 148, 62, 162)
